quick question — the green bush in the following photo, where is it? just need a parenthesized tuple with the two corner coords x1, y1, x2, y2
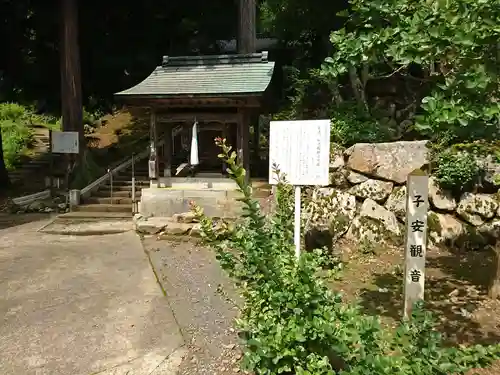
(192, 139, 500, 375)
(0, 102, 59, 169)
(330, 107, 397, 146)
(433, 149, 480, 194)
(0, 103, 34, 169)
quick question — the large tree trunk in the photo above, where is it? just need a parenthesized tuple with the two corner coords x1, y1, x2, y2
(237, 0, 256, 54)
(60, 0, 83, 153)
(489, 244, 500, 299)
(0, 129, 9, 193)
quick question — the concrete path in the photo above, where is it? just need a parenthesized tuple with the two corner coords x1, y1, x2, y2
(0, 218, 185, 375)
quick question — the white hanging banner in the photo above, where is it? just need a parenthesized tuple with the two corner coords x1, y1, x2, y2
(190, 119, 199, 166)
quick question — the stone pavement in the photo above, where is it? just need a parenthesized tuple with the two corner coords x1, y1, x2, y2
(0, 217, 185, 375)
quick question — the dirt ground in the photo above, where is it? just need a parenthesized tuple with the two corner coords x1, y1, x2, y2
(143, 235, 500, 374)
(329, 239, 500, 374)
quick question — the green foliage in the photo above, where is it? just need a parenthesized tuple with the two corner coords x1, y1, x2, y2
(272, 67, 397, 145)
(192, 139, 500, 375)
(330, 104, 397, 146)
(322, 0, 500, 144)
(0, 102, 58, 169)
(433, 149, 480, 194)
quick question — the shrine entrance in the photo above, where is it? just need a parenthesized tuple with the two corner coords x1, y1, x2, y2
(114, 51, 275, 217)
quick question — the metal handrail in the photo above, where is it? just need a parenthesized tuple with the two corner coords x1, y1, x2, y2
(80, 139, 165, 199)
(108, 168, 113, 205)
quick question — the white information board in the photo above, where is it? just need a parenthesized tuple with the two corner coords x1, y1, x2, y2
(403, 169, 429, 319)
(268, 120, 331, 186)
(51, 131, 79, 154)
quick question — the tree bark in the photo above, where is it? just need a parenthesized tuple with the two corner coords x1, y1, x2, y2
(348, 66, 369, 112)
(0, 129, 9, 193)
(60, 0, 83, 154)
(489, 244, 500, 299)
(237, 0, 256, 54)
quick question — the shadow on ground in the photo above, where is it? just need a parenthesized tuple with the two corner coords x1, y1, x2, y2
(358, 244, 500, 346)
(0, 213, 51, 230)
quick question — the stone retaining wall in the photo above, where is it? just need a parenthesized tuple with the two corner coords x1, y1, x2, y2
(307, 140, 500, 249)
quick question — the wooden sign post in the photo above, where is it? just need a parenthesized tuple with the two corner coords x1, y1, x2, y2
(268, 120, 331, 258)
(403, 169, 429, 319)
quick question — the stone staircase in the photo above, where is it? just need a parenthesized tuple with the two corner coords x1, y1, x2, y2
(9, 126, 65, 194)
(73, 161, 149, 218)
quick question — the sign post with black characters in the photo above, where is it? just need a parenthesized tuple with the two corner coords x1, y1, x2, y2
(268, 120, 331, 259)
(403, 169, 429, 319)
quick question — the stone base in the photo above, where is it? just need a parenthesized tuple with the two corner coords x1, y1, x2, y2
(154, 176, 238, 190)
(139, 187, 243, 218)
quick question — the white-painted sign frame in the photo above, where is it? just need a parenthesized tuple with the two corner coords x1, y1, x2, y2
(268, 119, 331, 259)
(403, 169, 429, 319)
(51, 131, 79, 154)
(268, 120, 331, 186)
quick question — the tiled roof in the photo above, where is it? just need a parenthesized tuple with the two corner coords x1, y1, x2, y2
(115, 52, 274, 97)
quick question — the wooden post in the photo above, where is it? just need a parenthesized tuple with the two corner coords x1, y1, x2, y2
(148, 109, 159, 186)
(163, 124, 172, 178)
(253, 113, 260, 168)
(222, 123, 229, 175)
(403, 169, 429, 319)
(237, 109, 250, 183)
(237, 0, 256, 54)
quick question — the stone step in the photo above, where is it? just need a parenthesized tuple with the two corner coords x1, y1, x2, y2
(57, 211, 132, 221)
(98, 185, 136, 192)
(93, 190, 142, 198)
(109, 180, 150, 187)
(113, 176, 150, 182)
(115, 175, 149, 180)
(72, 204, 133, 213)
(85, 197, 134, 205)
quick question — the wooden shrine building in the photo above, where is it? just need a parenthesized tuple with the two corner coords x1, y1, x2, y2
(114, 51, 274, 217)
(115, 51, 275, 187)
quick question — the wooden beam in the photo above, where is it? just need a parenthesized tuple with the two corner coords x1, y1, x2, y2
(121, 96, 262, 109)
(157, 113, 240, 124)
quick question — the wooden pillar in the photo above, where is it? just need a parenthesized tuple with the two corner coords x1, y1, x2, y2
(163, 124, 172, 178)
(252, 113, 260, 168)
(148, 108, 159, 186)
(237, 109, 250, 183)
(222, 123, 228, 175)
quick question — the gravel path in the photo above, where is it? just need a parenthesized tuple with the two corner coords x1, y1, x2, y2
(143, 238, 245, 375)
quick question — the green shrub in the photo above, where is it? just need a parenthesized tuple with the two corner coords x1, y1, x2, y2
(192, 138, 500, 374)
(0, 103, 34, 169)
(330, 107, 397, 146)
(0, 102, 60, 169)
(433, 149, 480, 194)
